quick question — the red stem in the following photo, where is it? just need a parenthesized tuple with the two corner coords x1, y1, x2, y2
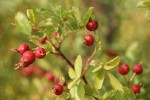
(81, 48, 96, 77)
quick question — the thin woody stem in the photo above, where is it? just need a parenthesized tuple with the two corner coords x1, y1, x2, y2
(47, 40, 74, 69)
(130, 73, 136, 82)
(47, 40, 88, 84)
(81, 48, 96, 77)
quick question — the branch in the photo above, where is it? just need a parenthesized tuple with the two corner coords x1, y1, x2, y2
(81, 48, 96, 77)
(47, 40, 74, 69)
(47, 40, 88, 84)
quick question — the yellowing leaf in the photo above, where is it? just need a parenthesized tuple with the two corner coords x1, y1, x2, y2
(68, 68, 76, 79)
(107, 72, 123, 91)
(15, 11, 32, 35)
(27, 9, 35, 23)
(137, 1, 150, 8)
(95, 68, 105, 89)
(68, 78, 78, 89)
(75, 55, 82, 78)
(145, 9, 150, 21)
(92, 64, 103, 72)
(83, 7, 94, 25)
(104, 56, 120, 70)
(75, 80, 85, 100)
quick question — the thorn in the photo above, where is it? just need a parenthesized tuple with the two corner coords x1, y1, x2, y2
(14, 64, 21, 70)
(10, 48, 17, 52)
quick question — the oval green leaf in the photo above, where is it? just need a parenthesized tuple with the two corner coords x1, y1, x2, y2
(27, 9, 35, 23)
(83, 7, 94, 25)
(92, 64, 103, 73)
(137, 1, 150, 8)
(95, 68, 105, 89)
(75, 80, 85, 100)
(68, 68, 76, 79)
(107, 72, 123, 91)
(15, 11, 32, 35)
(74, 55, 82, 78)
(68, 78, 78, 89)
(104, 56, 120, 70)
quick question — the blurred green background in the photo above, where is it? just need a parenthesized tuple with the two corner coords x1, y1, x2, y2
(0, 0, 150, 99)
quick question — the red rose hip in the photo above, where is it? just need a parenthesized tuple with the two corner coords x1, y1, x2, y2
(131, 84, 141, 94)
(35, 47, 46, 59)
(19, 57, 30, 67)
(83, 34, 94, 46)
(118, 64, 130, 75)
(45, 72, 54, 81)
(17, 43, 30, 55)
(22, 65, 34, 76)
(39, 36, 47, 44)
(52, 31, 58, 35)
(133, 64, 143, 74)
(22, 51, 35, 64)
(86, 20, 98, 31)
(53, 83, 63, 95)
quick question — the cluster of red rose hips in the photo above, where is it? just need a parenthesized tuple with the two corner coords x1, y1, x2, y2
(118, 63, 143, 95)
(18, 64, 65, 95)
(18, 64, 45, 77)
(12, 19, 99, 96)
(14, 43, 46, 69)
(83, 19, 98, 46)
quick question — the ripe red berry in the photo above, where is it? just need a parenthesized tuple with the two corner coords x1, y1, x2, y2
(22, 51, 35, 64)
(45, 72, 54, 81)
(86, 20, 98, 31)
(53, 83, 63, 95)
(17, 43, 30, 55)
(83, 34, 94, 46)
(118, 64, 130, 75)
(52, 31, 58, 35)
(131, 84, 141, 94)
(22, 66, 34, 77)
(105, 50, 118, 58)
(133, 64, 143, 74)
(35, 47, 46, 59)
(39, 36, 47, 44)
(19, 57, 30, 67)
(33, 65, 46, 77)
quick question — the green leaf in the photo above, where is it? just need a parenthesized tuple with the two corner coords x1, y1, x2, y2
(70, 86, 77, 98)
(68, 68, 76, 79)
(39, 7, 47, 12)
(137, 1, 150, 8)
(84, 85, 94, 96)
(123, 87, 134, 99)
(92, 63, 103, 72)
(95, 68, 105, 89)
(113, 90, 124, 100)
(68, 78, 78, 89)
(27, 9, 35, 23)
(15, 11, 32, 35)
(125, 42, 138, 61)
(69, 80, 85, 100)
(72, 7, 82, 24)
(32, 32, 45, 38)
(75, 80, 85, 100)
(83, 7, 94, 25)
(102, 88, 134, 100)
(74, 55, 82, 78)
(104, 56, 120, 70)
(145, 8, 150, 21)
(102, 91, 113, 100)
(107, 72, 123, 91)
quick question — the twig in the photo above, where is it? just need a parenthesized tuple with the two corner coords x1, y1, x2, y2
(130, 73, 136, 82)
(81, 48, 96, 77)
(47, 40, 74, 69)
(47, 40, 89, 84)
